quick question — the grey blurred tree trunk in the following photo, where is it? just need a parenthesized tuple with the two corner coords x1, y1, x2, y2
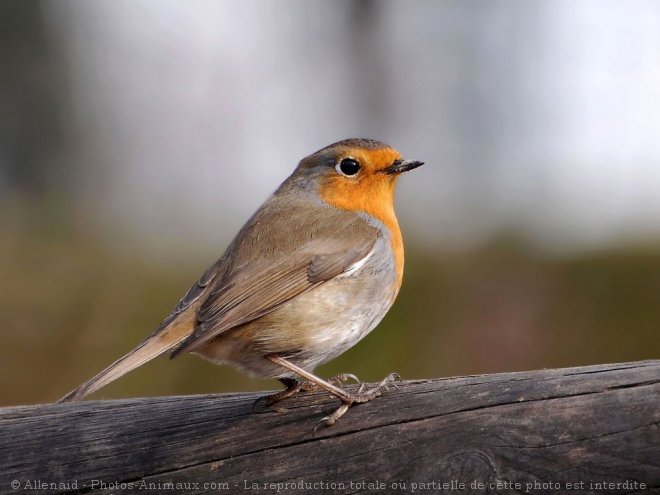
(347, 0, 390, 135)
(0, 0, 70, 195)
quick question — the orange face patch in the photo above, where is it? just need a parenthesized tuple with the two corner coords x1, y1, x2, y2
(317, 146, 405, 288)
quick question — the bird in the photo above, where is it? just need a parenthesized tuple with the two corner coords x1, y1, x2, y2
(58, 138, 423, 426)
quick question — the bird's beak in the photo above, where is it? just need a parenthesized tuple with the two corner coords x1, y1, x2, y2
(383, 159, 424, 175)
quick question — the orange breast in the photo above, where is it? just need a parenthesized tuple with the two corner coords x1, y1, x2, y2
(318, 172, 405, 289)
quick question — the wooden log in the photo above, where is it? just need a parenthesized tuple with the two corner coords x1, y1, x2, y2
(1, 361, 658, 494)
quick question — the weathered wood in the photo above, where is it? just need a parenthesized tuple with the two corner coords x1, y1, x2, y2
(1, 361, 658, 494)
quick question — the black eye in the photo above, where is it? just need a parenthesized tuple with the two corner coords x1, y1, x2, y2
(336, 158, 360, 176)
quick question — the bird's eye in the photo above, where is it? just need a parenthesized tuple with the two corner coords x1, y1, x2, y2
(336, 158, 360, 177)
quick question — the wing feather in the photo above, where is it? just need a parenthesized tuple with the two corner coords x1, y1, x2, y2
(170, 223, 377, 357)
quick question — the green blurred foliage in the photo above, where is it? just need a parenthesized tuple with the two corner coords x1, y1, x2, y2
(1, 203, 659, 406)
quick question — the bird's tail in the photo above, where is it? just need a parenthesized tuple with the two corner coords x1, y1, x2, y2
(57, 316, 194, 403)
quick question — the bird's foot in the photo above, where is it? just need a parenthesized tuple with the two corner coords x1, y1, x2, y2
(252, 377, 304, 412)
(315, 372, 400, 431)
(256, 373, 362, 411)
(264, 355, 400, 429)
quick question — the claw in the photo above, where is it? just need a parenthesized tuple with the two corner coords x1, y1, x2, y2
(385, 372, 402, 391)
(328, 373, 361, 387)
(251, 396, 267, 414)
(251, 399, 261, 414)
(313, 401, 351, 433)
(336, 373, 361, 384)
(313, 417, 331, 434)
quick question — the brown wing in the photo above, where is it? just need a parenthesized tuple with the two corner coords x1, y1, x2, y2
(152, 259, 221, 332)
(170, 220, 377, 357)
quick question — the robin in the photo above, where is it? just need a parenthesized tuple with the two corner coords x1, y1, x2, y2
(58, 138, 423, 426)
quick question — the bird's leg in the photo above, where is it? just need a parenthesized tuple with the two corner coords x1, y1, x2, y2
(266, 355, 399, 428)
(253, 374, 330, 412)
(290, 373, 360, 392)
(252, 377, 301, 412)
(266, 378, 304, 405)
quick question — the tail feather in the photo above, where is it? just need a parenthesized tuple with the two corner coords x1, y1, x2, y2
(57, 317, 194, 403)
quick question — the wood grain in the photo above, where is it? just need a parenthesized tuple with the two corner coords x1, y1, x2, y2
(1, 361, 658, 494)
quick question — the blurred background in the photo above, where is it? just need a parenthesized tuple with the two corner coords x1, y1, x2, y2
(2, 0, 659, 406)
